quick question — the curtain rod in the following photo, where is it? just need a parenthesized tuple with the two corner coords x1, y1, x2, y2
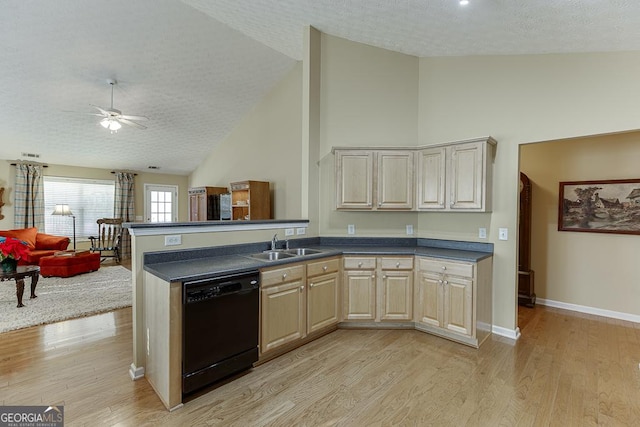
(111, 171, 138, 176)
(10, 161, 48, 167)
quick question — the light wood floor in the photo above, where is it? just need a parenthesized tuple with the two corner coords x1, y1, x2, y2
(1, 305, 639, 426)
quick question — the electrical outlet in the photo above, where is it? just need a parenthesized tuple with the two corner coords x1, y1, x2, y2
(296, 227, 306, 235)
(406, 225, 414, 235)
(285, 228, 294, 236)
(499, 228, 508, 240)
(347, 224, 355, 235)
(479, 228, 487, 239)
(164, 235, 181, 246)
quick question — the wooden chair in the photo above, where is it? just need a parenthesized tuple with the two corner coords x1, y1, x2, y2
(89, 218, 123, 263)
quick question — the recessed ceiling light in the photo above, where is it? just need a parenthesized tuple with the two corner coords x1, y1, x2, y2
(460, 0, 469, 5)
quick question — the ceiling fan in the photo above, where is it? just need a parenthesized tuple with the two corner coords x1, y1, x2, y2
(90, 79, 148, 133)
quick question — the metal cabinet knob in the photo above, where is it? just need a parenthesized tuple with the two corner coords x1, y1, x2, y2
(382, 275, 387, 279)
(300, 285, 304, 292)
(396, 262, 400, 268)
(371, 275, 375, 279)
(358, 262, 363, 267)
(442, 266, 446, 270)
(323, 266, 328, 271)
(282, 273, 287, 279)
(443, 280, 448, 285)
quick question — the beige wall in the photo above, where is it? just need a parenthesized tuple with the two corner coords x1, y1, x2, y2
(189, 63, 304, 221)
(0, 161, 189, 231)
(520, 132, 640, 316)
(318, 34, 420, 237)
(418, 52, 640, 330)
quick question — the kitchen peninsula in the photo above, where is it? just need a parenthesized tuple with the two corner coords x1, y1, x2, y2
(128, 221, 493, 411)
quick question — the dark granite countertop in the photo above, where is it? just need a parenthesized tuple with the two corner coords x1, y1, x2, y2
(143, 237, 493, 283)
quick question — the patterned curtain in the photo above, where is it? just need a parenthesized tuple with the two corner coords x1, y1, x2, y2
(114, 172, 135, 260)
(14, 163, 45, 230)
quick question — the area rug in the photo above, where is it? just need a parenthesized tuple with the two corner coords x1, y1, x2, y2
(0, 265, 132, 333)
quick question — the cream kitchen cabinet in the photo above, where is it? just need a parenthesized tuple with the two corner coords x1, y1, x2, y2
(343, 256, 414, 323)
(414, 256, 493, 348)
(342, 256, 377, 320)
(379, 257, 413, 321)
(306, 257, 341, 334)
(260, 257, 341, 361)
(417, 137, 496, 212)
(260, 263, 306, 355)
(335, 149, 414, 210)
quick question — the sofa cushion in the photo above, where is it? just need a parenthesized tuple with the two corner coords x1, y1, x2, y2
(36, 233, 71, 250)
(0, 227, 38, 249)
(21, 249, 59, 265)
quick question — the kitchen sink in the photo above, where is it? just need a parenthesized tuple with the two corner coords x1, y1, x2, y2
(282, 248, 323, 256)
(246, 251, 296, 261)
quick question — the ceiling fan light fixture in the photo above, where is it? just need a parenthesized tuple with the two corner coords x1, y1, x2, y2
(100, 117, 122, 133)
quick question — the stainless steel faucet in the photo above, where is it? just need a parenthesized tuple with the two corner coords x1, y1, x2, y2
(271, 233, 278, 251)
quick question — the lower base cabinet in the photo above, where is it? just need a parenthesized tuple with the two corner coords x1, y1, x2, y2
(342, 256, 414, 323)
(414, 256, 493, 347)
(260, 258, 340, 360)
(260, 263, 306, 355)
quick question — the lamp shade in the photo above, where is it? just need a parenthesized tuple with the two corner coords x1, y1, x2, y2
(52, 204, 74, 216)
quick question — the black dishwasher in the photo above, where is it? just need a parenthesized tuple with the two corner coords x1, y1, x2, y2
(182, 271, 259, 395)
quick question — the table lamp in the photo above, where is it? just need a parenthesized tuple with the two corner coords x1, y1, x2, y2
(52, 204, 76, 251)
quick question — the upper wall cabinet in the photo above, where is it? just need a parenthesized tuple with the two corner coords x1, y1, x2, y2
(335, 137, 496, 213)
(335, 149, 414, 210)
(417, 138, 496, 212)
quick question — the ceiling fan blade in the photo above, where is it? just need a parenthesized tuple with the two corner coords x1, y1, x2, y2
(118, 118, 147, 130)
(90, 104, 109, 116)
(119, 114, 149, 121)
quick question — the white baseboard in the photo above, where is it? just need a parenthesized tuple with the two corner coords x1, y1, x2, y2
(129, 363, 145, 380)
(537, 298, 640, 323)
(491, 325, 521, 341)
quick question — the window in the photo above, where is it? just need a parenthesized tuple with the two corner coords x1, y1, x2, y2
(145, 184, 177, 223)
(44, 177, 115, 240)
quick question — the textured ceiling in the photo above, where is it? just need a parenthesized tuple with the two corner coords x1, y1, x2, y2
(2, 0, 640, 175)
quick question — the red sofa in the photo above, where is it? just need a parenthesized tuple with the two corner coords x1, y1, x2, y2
(0, 227, 70, 265)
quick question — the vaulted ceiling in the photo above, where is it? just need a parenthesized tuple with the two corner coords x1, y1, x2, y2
(2, 0, 640, 175)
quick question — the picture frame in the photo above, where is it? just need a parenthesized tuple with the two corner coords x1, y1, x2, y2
(558, 178, 640, 235)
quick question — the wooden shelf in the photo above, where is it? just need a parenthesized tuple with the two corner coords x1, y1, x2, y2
(230, 180, 271, 220)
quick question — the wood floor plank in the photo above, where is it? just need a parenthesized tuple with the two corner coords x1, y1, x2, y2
(1, 305, 640, 425)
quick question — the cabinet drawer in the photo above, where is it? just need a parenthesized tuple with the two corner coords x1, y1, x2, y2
(380, 257, 414, 270)
(261, 264, 305, 287)
(418, 258, 473, 278)
(343, 257, 376, 270)
(307, 257, 340, 277)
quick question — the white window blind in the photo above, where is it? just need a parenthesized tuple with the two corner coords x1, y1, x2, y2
(44, 177, 115, 240)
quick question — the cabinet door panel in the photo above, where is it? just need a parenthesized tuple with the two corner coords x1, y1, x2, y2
(377, 151, 414, 210)
(381, 271, 412, 320)
(417, 147, 446, 210)
(261, 280, 305, 354)
(336, 151, 373, 209)
(444, 277, 473, 337)
(343, 271, 376, 320)
(415, 272, 442, 327)
(307, 272, 339, 334)
(449, 142, 483, 210)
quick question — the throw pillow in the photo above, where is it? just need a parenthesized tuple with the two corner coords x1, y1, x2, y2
(0, 227, 38, 250)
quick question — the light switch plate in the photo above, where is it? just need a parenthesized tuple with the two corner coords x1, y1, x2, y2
(499, 228, 508, 240)
(406, 225, 414, 235)
(347, 224, 355, 235)
(479, 228, 487, 239)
